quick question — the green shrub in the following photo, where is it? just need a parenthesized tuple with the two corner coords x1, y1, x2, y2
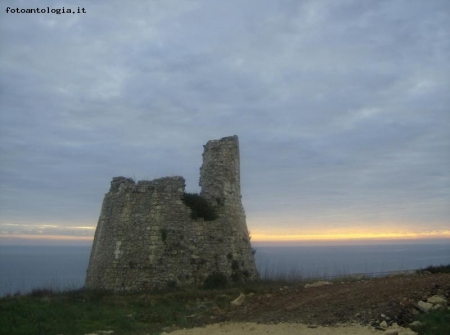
(203, 272, 228, 289)
(83, 288, 111, 302)
(419, 308, 450, 335)
(28, 288, 56, 298)
(419, 264, 450, 274)
(182, 193, 218, 221)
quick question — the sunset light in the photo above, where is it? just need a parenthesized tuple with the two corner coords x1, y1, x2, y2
(251, 230, 450, 242)
(2, 225, 449, 246)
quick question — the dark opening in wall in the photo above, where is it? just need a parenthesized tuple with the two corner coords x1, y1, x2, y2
(167, 280, 177, 289)
(182, 192, 218, 221)
(160, 229, 168, 242)
(203, 272, 228, 289)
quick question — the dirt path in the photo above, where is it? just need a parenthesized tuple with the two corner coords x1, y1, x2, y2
(165, 322, 386, 335)
(220, 273, 450, 326)
(165, 273, 450, 334)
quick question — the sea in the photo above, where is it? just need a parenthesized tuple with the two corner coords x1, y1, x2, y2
(1, 242, 449, 297)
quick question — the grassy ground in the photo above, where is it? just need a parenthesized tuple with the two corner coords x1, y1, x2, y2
(0, 284, 270, 335)
(1, 265, 449, 335)
(418, 309, 450, 335)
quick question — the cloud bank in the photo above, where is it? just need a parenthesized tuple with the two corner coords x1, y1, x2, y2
(1, 0, 449, 242)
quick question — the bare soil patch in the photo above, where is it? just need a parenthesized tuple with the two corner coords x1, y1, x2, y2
(218, 273, 450, 326)
(166, 322, 382, 335)
(165, 273, 450, 335)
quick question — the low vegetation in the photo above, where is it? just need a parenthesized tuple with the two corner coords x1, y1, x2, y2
(418, 309, 450, 335)
(0, 284, 259, 335)
(1, 264, 449, 335)
(1, 272, 302, 335)
(417, 264, 450, 274)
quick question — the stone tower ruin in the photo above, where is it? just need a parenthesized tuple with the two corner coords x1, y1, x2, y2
(85, 135, 259, 291)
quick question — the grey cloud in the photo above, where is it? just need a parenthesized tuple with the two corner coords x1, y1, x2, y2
(1, 0, 449, 237)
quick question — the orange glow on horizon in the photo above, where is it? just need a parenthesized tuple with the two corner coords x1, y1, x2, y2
(0, 234, 94, 241)
(1, 231, 450, 244)
(251, 230, 450, 242)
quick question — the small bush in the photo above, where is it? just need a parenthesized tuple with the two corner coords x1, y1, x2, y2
(83, 288, 111, 302)
(203, 272, 228, 289)
(420, 264, 450, 274)
(28, 288, 56, 298)
(182, 193, 218, 221)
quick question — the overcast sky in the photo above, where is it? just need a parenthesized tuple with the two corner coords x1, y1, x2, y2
(1, 0, 449, 244)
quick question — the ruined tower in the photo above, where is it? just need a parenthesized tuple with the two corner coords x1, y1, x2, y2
(85, 135, 259, 291)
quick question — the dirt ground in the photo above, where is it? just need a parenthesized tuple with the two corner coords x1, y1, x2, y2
(166, 273, 450, 335)
(166, 322, 391, 335)
(219, 273, 450, 326)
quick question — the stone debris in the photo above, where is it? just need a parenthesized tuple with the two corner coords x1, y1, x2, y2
(408, 321, 424, 331)
(379, 320, 388, 329)
(417, 301, 433, 312)
(304, 281, 333, 288)
(387, 287, 449, 335)
(431, 303, 444, 310)
(427, 295, 447, 306)
(230, 293, 246, 306)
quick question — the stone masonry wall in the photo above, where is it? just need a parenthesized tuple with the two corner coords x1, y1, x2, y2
(85, 136, 259, 291)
